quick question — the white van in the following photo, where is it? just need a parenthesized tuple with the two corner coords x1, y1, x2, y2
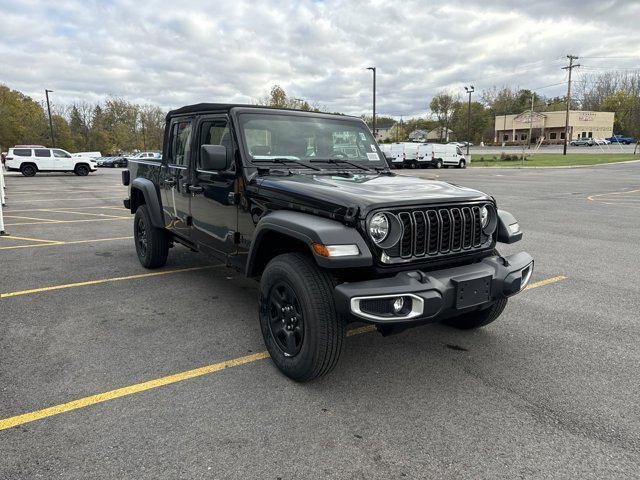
(5, 147, 98, 176)
(72, 151, 102, 159)
(416, 143, 469, 169)
(380, 142, 421, 168)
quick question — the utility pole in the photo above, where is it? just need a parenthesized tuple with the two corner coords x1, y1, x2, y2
(528, 93, 534, 149)
(464, 86, 474, 155)
(366, 67, 376, 139)
(562, 55, 580, 155)
(45, 89, 55, 147)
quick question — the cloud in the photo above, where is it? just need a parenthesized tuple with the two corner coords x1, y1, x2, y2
(0, 0, 638, 117)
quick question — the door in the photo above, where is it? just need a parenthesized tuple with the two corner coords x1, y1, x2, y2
(52, 149, 74, 170)
(159, 118, 193, 239)
(189, 115, 238, 257)
(34, 148, 53, 170)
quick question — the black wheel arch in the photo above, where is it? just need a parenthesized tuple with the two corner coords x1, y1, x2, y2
(130, 177, 164, 228)
(246, 210, 373, 277)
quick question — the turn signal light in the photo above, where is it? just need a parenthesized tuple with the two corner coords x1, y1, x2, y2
(312, 243, 359, 257)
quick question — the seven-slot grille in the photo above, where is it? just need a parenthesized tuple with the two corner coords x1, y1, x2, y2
(388, 205, 486, 259)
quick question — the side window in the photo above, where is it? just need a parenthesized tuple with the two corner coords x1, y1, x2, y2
(199, 119, 233, 170)
(13, 149, 31, 156)
(52, 149, 71, 158)
(456, 147, 462, 155)
(35, 149, 51, 157)
(170, 121, 192, 166)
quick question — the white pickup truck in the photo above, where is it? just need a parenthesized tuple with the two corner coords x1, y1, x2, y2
(5, 147, 98, 176)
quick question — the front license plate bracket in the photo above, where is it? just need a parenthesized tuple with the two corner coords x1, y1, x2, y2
(452, 274, 492, 309)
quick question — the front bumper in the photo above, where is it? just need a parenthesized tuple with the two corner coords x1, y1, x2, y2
(335, 252, 533, 323)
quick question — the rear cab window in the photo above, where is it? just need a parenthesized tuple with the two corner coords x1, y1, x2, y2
(168, 120, 193, 166)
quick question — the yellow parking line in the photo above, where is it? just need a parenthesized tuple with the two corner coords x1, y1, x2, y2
(0, 274, 566, 431)
(524, 275, 567, 290)
(0, 236, 133, 251)
(6, 205, 125, 213)
(0, 265, 221, 299)
(10, 196, 123, 204)
(0, 351, 270, 432)
(6, 217, 130, 226)
(40, 209, 127, 219)
(3, 215, 63, 223)
(0, 234, 60, 244)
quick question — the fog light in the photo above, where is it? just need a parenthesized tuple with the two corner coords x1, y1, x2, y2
(393, 297, 404, 313)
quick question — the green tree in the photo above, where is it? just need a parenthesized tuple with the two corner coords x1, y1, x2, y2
(430, 91, 457, 141)
(0, 84, 48, 150)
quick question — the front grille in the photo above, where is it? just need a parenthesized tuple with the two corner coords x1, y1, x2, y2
(386, 205, 488, 261)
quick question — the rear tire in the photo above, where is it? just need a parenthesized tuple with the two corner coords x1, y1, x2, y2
(259, 253, 345, 382)
(74, 164, 90, 176)
(435, 159, 443, 169)
(20, 164, 37, 177)
(134, 205, 169, 269)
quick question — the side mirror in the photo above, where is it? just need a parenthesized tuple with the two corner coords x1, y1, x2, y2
(200, 144, 229, 171)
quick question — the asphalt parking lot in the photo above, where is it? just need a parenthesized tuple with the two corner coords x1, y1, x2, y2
(1, 164, 639, 479)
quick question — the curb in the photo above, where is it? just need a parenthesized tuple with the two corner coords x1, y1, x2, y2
(469, 159, 640, 169)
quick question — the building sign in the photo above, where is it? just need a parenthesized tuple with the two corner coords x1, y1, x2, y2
(514, 112, 545, 125)
(578, 113, 595, 121)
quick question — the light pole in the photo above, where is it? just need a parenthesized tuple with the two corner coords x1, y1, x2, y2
(45, 89, 55, 147)
(366, 67, 376, 139)
(464, 85, 474, 155)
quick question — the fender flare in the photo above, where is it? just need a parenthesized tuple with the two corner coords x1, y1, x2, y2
(130, 177, 164, 227)
(497, 209, 523, 244)
(246, 210, 373, 276)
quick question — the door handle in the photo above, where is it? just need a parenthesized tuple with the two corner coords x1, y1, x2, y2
(162, 179, 176, 187)
(188, 185, 204, 195)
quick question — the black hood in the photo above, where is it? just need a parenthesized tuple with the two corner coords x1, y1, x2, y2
(255, 172, 492, 218)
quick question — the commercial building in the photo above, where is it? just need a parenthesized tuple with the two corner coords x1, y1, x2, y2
(494, 110, 615, 144)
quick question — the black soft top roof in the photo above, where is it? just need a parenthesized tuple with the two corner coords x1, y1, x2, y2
(166, 103, 356, 121)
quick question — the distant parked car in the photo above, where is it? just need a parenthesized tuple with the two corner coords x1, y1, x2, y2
(448, 141, 473, 147)
(593, 138, 609, 146)
(570, 138, 595, 147)
(97, 156, 127, 168)
(128, 151, 162, 160)
(606, 135, 634, 145)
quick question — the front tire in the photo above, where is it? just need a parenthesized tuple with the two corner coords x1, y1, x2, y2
(74, 164, 90, 176)
(443, 297, 508, 330)
(134, 205, 169, 268)
(259, 253, 345, 382)
(458, 159, 466, 169)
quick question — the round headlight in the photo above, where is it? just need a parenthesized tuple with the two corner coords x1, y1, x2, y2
(369, 212, 389, 244)
(480, 206, 489, 228)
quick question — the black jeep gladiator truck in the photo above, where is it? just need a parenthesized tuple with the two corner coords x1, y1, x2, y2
(123, 103, 533, 381)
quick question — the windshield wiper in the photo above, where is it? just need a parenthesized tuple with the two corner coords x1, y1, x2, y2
(253, 157, 322, 171)
(310, 158, 375, 172)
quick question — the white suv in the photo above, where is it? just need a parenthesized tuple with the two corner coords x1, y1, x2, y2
(5, 147, 98, 177)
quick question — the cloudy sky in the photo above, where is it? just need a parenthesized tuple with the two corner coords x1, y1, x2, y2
(1, 0, 639, 117)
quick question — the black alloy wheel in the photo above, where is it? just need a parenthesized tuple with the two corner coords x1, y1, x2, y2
(21, 164, 36, 177)
(75, 164, 90, 176)
(135, 214, 148, 258)
(267, 281, 305, 357)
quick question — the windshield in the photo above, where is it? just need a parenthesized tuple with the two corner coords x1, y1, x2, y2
(238, 113, 385, 168)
